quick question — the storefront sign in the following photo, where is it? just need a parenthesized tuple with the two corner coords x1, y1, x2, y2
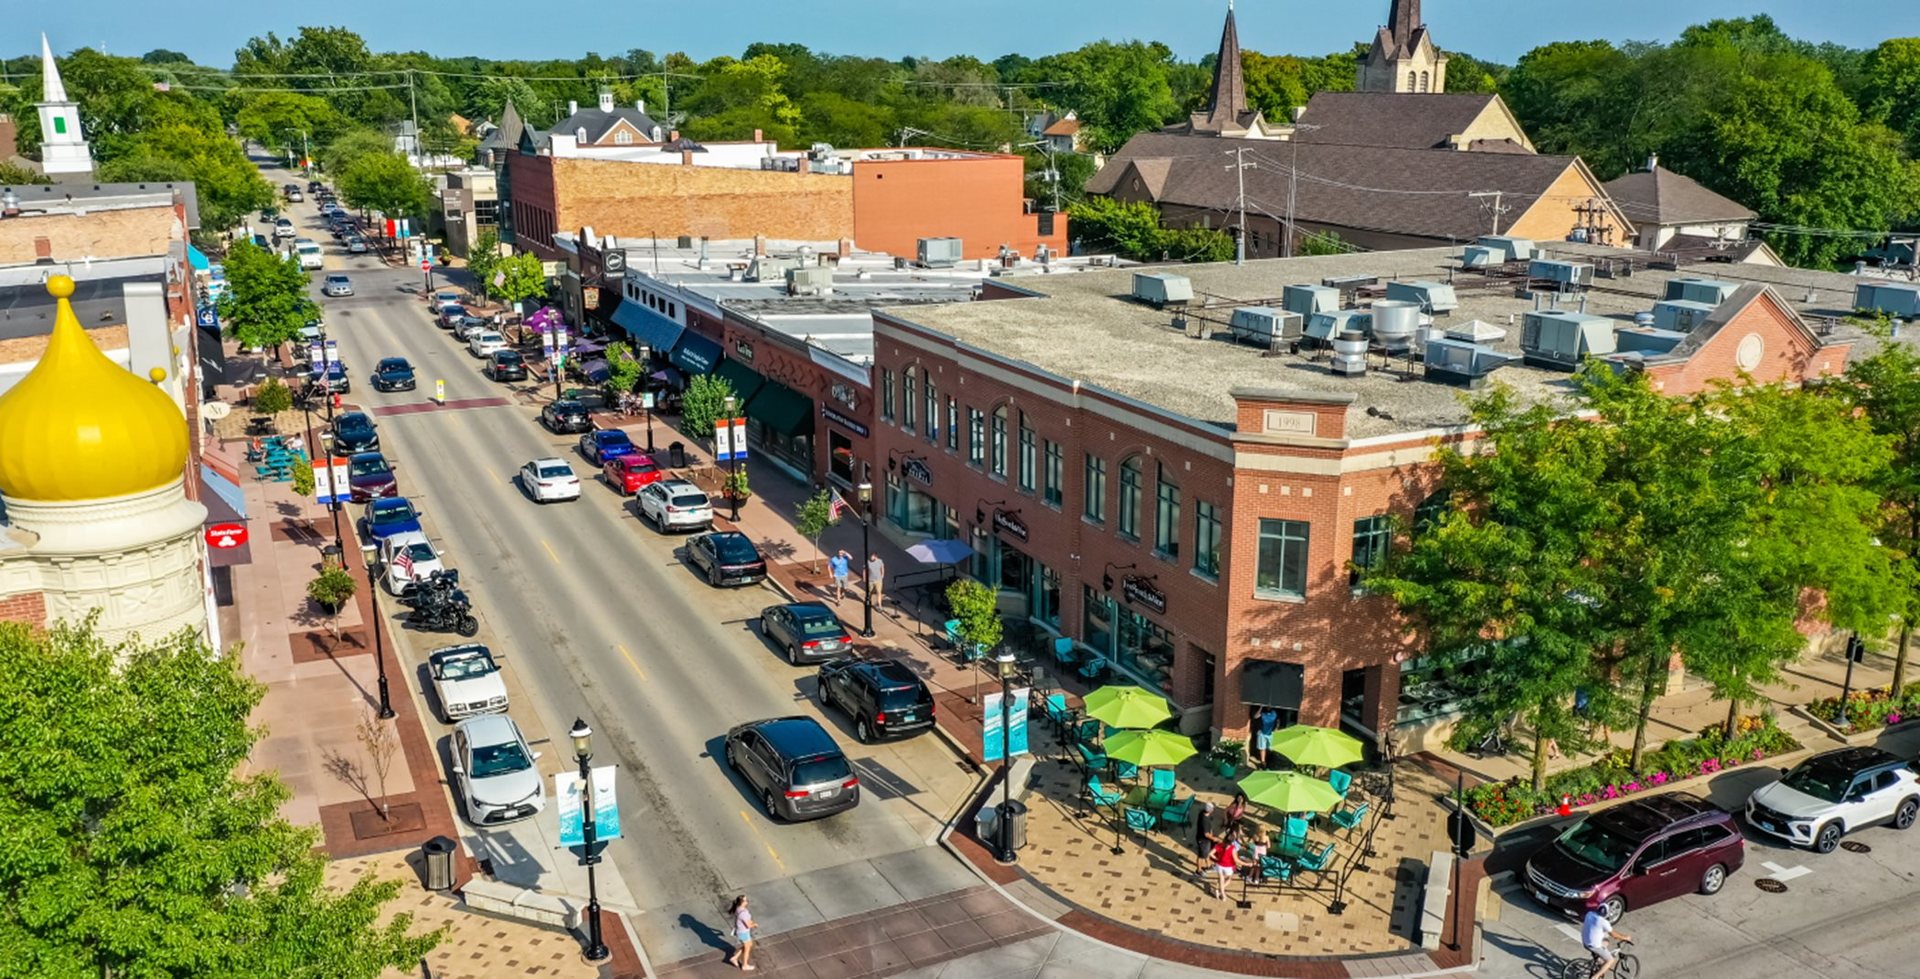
(582, 286, 600, 310)
(993, 509, 1029, 541)
(1123, 575, 1167, 614)
(903, 457, 934, 486)
(204, 522, 249, 549)
(733, 339, 755, 364)
(830, 382, 858, 410)
(821, 405, 868, 438)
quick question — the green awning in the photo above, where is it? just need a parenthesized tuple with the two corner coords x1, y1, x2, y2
(745, 380, 816, 437)
(713, 359, 766, 404)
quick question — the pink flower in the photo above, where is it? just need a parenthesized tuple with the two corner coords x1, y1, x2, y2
(1601, 785, 1620, 799)
(1624, 781, 1642, 793)
(1649, 772, 1669, 785)
(1890, 714, 1902, 725)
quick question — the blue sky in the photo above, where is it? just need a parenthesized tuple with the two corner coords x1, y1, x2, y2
(25, 1, 1920, 68)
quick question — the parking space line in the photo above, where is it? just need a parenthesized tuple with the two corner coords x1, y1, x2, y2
(1554, 922, 1583, 945)
(615, 643, 646, 681)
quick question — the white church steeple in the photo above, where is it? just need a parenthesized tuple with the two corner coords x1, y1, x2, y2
(37, 34, 94, 177)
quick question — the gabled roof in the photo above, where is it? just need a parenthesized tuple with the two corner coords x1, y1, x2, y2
(480, 100, 527, 152)
(1112, 157, 1174, 201)
(1042, 117, 1081, 137)
(1296, 92, 1514, 151)
(552, 105, 661, 145)
(1656, 283, 1823, 365)
(1180, 8, 1269, 137)
(1603, 166, 1755, 226)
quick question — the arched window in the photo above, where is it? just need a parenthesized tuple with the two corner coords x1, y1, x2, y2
(614, 129, 634, 145)
(990, 405, 1009, 477)
(1017, 412, 1036, 492)
(1118, 456, 1143, 540)
(1419, 71, 1430, 93)
(923, 375, 938, 443)
(1405, 72, 1416, 92)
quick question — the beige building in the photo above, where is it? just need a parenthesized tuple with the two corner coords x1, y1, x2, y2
(1357, 0, 1449, 94)
(440, 168, 498, 259)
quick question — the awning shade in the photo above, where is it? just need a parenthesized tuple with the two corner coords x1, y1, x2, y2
(745, 380, 815, 437)
(199, 464, 252, 567)
(610, 299, 685, 350)
(187, 245, 211, 270)
(1241, 659, 1303, 710)
(713, 359, 766, 404)
(670, 333, 723, 375)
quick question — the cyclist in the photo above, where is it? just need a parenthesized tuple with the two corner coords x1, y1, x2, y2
(1580, 902, 1632, 978)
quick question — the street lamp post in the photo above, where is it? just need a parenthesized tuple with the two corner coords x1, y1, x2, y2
(568, 719, 610, 962)
(857, 482, 875, 638)
(723, 394, 741, 521)
(637, 344, 654, 453)
(994, 647, 1019, 863)
(359, 542, 396, 719)
(1835, 633, 1864, 728)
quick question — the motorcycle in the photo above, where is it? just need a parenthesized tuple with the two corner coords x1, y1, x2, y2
(403, 569, 480, 637)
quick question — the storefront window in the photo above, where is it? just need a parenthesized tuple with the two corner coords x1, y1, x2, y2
(1043, 440, 1063, 507)
(1255, 518, 1310, 599)
(886, 472, 935, 534)
(1118, 608, 1176, 697)
(967, 407, 985, 467)
(1017, 414, 1035, 492)
(901, 367, 916, 434)
(744, 417, 811, 478)
(1154, 465, 1180, 559)
(1082, 585, 1115, 659)
(1414, 489, 1451, 534)
(1036, 563, 1061, 627)
(924, 377, 938, 444)
(1083, 454, 1107, 523)
(1350, 514, 1392, 588)
(1194, 499, 1221, 579)
(1118, 457, 1141, 540)
(881, 368, 895, 421)
(935, 504, 958, 541)
(828, 430, 856, 486)
(998, 538, 1030, 596)
(990, 406, 1008, 477)
(1397, 648, 1490, 725)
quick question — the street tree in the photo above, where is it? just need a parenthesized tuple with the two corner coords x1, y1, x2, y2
(97, 123, 273, 234)
(945, 578, 1004, 661)
(603, 341, 647, 397)
(337, 151, 432, 226)
(486, 252, 547, 313)
(218, 239, 318, 351)
(235, 92, 346, 160)
(681, 374, 737, 444)
(0, 618, 441, 977)
(465, 230, 501, 299)
(1838, 343, 1920, 694)
(795, 489, 838, 572)
(319, 128, 391, 177)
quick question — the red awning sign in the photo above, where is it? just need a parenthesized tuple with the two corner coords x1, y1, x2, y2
(205, 522, 249, 549)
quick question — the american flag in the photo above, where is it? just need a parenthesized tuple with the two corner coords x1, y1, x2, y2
(828, 488, 850, 519)
(392, 549, 414, 578)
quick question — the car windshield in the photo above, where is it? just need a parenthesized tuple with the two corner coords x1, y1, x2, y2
(372, 502, 416, 524)
(537, 464, 572, 479)
(475, 333, 502, 344)
(714, 536, 760, 563)
(399, 542, 436, 564)
(495, 351, 523, 364)
(792, 754, 852, 786)
(338, 417, 372, 435)
(471, 739, 532, 779)
(670, 491, 709, 508)
(553, 401, 583, 415)
(1553, 818, 1638, 873)
(378, 359, 410, 372)
(446, 305, 468, 317)
(598, 433, 632, 448)
(877, 685, 927, 709)
(440, 653, 495, 680)
(350, 457, 390, 477)
(1781, 762, 1852, 803)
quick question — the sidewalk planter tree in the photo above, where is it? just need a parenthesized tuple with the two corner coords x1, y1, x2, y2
(1838, 343, 1920, 697)
(218, 239, 318, 353)
(945, 578, 1003, 662)
(486, 252, 547, 313)
(252, 376, 293, 418)
(466, 231, 501, 297)
(795, 489, 837, 572)
(290, 457, 316, 499)
(308, 564, 357, 636)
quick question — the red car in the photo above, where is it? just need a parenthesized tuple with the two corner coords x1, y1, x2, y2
(601, 454, 663, 495)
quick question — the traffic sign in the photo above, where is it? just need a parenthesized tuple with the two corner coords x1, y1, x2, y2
(420, 259, 431, 271)
(204, 522, 249, 549)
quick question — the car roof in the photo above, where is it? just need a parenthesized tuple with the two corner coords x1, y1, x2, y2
(492, 349, 521, 359)
(529, 457, 568, 467)
(457, 713, 522, 745)
(371, 496, 413, 510)
(337, 410, 372, 423)
(787, 602, 836, 620)
(854, 659, 923, 687)
(754, 716, 840, 758)
(350, 451, 387, 462)
(712, 530, 752, 544)
(325, 273, 350, 281)
(1589, 791, 1720, 840)
(376, 358, 410, 369)
(552, 399, 584, 409)
(1802, 746, 1902, 775)
(596, 429, 632, 440)
(659, 478, 698, 490)
(616, 454, 655, 466)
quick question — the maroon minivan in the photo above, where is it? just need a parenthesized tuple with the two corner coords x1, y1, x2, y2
(1524, 791, 1745, 921)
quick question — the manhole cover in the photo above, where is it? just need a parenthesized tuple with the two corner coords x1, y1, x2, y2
(1755, 878, 1788, 893)
(1840, 840, 1872, 853)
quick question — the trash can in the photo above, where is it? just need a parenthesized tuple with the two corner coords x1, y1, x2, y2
(973, 805, 999, 845)
(996, 800, 1028, 852)
(421, 835, 457, 891)
(668, 441, 687, 468)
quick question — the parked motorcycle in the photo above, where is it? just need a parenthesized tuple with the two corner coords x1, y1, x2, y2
(403, 569, 479, 637)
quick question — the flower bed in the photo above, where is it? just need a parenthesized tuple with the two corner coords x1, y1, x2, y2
(1805, 682, 1920, 733)
(1463, 714, 1802, 828)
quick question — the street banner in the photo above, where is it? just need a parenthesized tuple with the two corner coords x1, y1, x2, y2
(732, 417, 749, 459)
(328, 457, 350, 503)
(714, 420, 734, 461)
(982, 687, 1033, 763)
(312, 460, 332, 504)
(556, 765, 622, 847)
(323, 339, 339, 364)
(308, 341, 322, 366)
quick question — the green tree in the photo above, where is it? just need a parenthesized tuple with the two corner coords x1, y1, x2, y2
(319, 129, 391, 176)
(337, 151, 432, 223)
(465, 230, 501, 293)
(1067, 196, 1234, 263)
(0, 618, 441, 977)
(141, 48, 194, 64)
(681, 374, 737, 444)
(795, 489, 838, 572)
(945, 578, 1003, 660)
(1836, 343, 1920, 695)
(252, 376, 293, 416)
(290, 456, 316, 498)
(486, 252, 547, 312)
(602, 340, 647, 397)
(95, 123, 273, 234)
(218, 239, 317, 351)
(0, 162, 51, 185)
(1863, 38, 1920, 156)
(235, 93, 346, 159)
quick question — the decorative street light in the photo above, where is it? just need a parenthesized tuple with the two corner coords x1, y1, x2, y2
(723, 394, 741, 521)
(857, 481, 875, 638)
(636, 344, 655, 454)
(994, 647, 1020, 864)
(568, 718, 610, 962)
(359, 542, 396, 719)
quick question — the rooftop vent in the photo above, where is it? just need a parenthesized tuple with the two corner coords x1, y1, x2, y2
(1854, 281, 1920, 318)
(1226, 306, 1302, 353)
(917, 237, 962, 269)
(1528, 259, 1594, 288)
(1385, 280, 1459, 315)
(1330, 330, 1369, 377)
(1663, 277, 1740, 305)
(1425, 337, 1518, 388)
(1304, 309, 1371, 349)
(1322, 274, 1379, 307)
(787, 265, 833, 297)
(1444, 319, 1507, 344)
(1282, 283, 1339, 316)
(1613, 326, 1686, 356)
(1521, 309, 1615, 371)
(1460, 245, 1501, 269)
(1131, 271, 1192, 308)
(1477, 235, 1538, 263)
(1652, 300, 1716, 332)
(1370, 300, 1420, 354)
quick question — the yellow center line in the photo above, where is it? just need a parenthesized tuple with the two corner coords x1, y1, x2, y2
(739, 810, 787, 871)
(541, 539, 560, 564)
(615, 643, 646, 681)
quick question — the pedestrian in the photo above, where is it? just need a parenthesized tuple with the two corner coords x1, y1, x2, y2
(866, 553, 886, 611)
(828, 549, 853, 601)
(1192, 800, 1220, 876)
(1226, 791, 1248, 829)
(724, 895, 756, 971)
(1252, 706, 1280, 767)
(1246, 836, 1270, 884)
(1209, 827, 1241, 900)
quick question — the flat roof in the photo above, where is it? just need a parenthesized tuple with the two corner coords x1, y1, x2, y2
(0, 264, 168, 342)
(884, 245, 1878, 439)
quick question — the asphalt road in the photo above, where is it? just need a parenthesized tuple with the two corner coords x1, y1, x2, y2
(261, 166, 979, 956)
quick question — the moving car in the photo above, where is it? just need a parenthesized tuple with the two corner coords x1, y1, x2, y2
(322, 273, 354, 297)
(370, 357, 417, 392)
(686, 531, 767, 587)
(378, 531, 445, 595)
(637, 478, 713, 532)
(286, 189, 304, 203)
(360, 496, 422, 543)
(346, 236, 369, 254)
(1525, 791, 1745, 922)
(483, 349, 527, 381)
(578, 429, 636, 465)
(347, 451, 398, 503)
(328, 410, 379, 452)
(540, 399, 592, 434)
(759, 602, 854, 665)
(467, 330, 508, 358)
(429, 644, 509, 722)
(519, 457, 581, 503)
(724, 716, 859, 822)
(601, 453, 662, 495)
(451, 714, 544, 825)
(1745, 746, 1920, 853)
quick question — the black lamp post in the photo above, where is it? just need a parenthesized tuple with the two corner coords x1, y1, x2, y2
(637, 344, 655, 453)
(1835, 633, 1865, 728)
(568, 718, 610, 962)
(723, 394, 742, 521)
(359, 542, 396, 719)
(858, 481, 875, 638)
(994, 647, 1020, 863)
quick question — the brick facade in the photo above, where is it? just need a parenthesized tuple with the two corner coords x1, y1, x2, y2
(853, 155, 1068, 261)
(0, 590, 46, 627)
(720, 314, 874, 489)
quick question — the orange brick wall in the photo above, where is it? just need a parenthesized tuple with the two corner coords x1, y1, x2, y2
(1643, 292, 1853, 395)
(852, 155, 1068, 261)
(0, 591, 46, 628)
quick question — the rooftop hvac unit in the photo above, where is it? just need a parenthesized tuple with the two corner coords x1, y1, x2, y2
(1386, 280, 1459, 314)
(1528, 259, 1595, 287)
(746, 256, 796, 282)
(1855, 281, 1920, 318)
(1460, 245, 1501, 269)
(1521, 309, 1616, 370)
(1652, 300, 1717, 332)
(1131, 271, 1192, 308)
(1664, 277, 1740, 305)
(1444, 319, 1507, 344)
(1304, 309, 1371, 348)
(1370, 300, 1420, 352)
(1424, 337, 1518, 388)
(1613, 326, 1686, 356)
(1330, 330, 1369, 377)
(917, 237, 963, 268)
(786, 266, 833, 297)
(1477, 235, 1538, 263)
(1226, 306, 1302, 350)
(1282, 284, 1339, 316)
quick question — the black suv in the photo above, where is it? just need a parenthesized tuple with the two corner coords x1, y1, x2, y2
(686, 531, 767, 587)
(817, 658, 936, 743)
(725, 716, 859, 821)
(484, 349, 528, 382)
(329, 411, 379, 452)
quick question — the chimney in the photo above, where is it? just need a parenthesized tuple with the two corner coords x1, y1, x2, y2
(753, 234, 767, 257)
(681, 149, 694, 166)
(753, 128, 764, 143)
(1291, 105, 1306, 122)
(797, 157, 810, 175)
(1646, 152, 1659, 172)
(837, 238, 853, 259)
(636, 99, 646, 113)
(669, 130, 679, 143)
(567, 100, 579, 116)
(598, 90, 614, 112)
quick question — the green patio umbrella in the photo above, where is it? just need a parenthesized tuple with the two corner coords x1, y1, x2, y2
(1103, 728, 1198, 768)
(1267, 724, 1366, 769)
(1081, 685, 1174, 730)
(1237, 770, 1343, 814)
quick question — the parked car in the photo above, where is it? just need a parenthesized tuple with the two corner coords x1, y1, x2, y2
(1524, 791, 1745, 922)
(724, 715, 859, 822)
(540, 398, 592, 434)
(309, 360, 350, 395)
(378, 531, 445, 595)
(322, 273, 354, 297)
(360, 496, 422, 543)
(637, 478, 713, 532)
(430, 290, 464, 313)
(483, 349, 527, 381)
(451, 314, 490, 340)
(601, 453, 663, 495)
(577, 429, 636, 465)
(346, 236, 370, 254)
(307, 180, 324, 193)
(1745, 746, 1920, 853)
(371, 356, 417, 392)
(429, 644, 509, 722)
(759, 602, 854, 665)
(467, 330, 508, 358)
(686, 531, 767, 587)
(286, 189, 304, 203)
(519, 457, 581, 503)
(347, 451, 398, 503)
(451, 714, 544, 825)
(328, 410, 379, 452)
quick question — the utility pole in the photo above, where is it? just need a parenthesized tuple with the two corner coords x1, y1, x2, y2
(407, 69, 420, 164)
(1283, 123, 1319, 259)
(1226, 147, 1254, 265)
(1469, 191, 1510, 235)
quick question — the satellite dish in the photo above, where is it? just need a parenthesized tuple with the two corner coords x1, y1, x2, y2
(201, 401, 233, 420)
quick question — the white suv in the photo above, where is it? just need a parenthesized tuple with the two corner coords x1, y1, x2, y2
(1746, 746, 1920, 853)
(638, 478, 713, 532)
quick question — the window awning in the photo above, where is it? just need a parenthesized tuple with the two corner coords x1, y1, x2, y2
(713, 359, 766, 404)
(745, 379, 816, 437)
(187, 244, 211, 271)
(610, 298, 685, 351)
(669, 332, 723, 375)
(1241, 659, 1303, 710)
(199, 464, 253, 567)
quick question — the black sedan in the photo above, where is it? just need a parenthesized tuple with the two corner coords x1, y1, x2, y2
(483, 349, 528, 382)
(540, 399, 592, 434)
(686, 531, 767, 587)
(759, 603, 854, 664)
(329, 411, 379, 453)
(370, 357, 417, 392)
(578, 429, 636, 465)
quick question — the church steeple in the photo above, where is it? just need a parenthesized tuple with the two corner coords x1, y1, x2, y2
(1357, 0, 1449, 93)
(36, 34, 94, 177)
(1388, 0, 1421, 55)
(1198, 5, 1250, 132)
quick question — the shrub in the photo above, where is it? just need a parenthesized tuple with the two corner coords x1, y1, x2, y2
(307, 564, 356, 611)
(252, 377, 293, 416)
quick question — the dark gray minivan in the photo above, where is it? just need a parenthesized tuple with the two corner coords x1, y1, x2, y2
(724, 716, 859, 822)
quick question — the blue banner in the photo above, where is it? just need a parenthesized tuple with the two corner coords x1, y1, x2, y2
(982, 687, 1031, 762)
(556, 765, 622, 846)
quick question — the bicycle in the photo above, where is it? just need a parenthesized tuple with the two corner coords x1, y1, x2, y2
(1561, 937, 1638, 979)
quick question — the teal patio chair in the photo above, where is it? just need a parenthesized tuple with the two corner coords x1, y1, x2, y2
(1145, 768, 1177, 808)
(1296, 841, 1337, 873)
(1087, 775, 1123, 809)
(1112, 759, 1139, 781)
(1052, 637, 1078, 668)
(1330, 801, 1369, 835)
(1258, 854, 1293, 885)
(1077, 655, 1107, 683)
(1075, 742, 1109, 775)
(1275, 816, 1310, 858)
(1043, 693, 1072, 732)
(1121, 805, 1157, 838)
(1074, 718, 1103, 746)
(1328, 769, 1353, 800)
(1158, 794, 1195, 831)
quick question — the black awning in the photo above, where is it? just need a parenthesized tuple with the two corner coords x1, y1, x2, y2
(713, 358, 767, 404)
(1241, 659, 1303, 710)
(745, 380, 816, 437)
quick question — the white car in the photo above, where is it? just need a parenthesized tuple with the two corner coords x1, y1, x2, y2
(294, 241, 324, 270)
(274, 218, 296, 239)
(378, 531, 445, 595)
(428, 644, 509, 722)
(468, 330, 507, 358)
(1745, 746, 1920, 853)
(451, 714, 544, 825)
(429, 290, 463, 314)
(519, 458, 581, 503)
(637, 478, 714, 532)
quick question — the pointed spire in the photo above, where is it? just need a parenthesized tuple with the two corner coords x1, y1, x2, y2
(1388, 0, 1421, 53)
(40, 33, 69, 103)
(1199, 4, 1249, 131)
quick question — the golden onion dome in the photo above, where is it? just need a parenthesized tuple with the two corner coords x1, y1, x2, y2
(0, 274, 189, 501)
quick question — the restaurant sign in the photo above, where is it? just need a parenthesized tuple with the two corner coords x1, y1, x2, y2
(993, 509, 1029, 542)
(1123, 575, 1167, 614)
(903, 457, 934, 487)
(821, 405, 869, 438)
